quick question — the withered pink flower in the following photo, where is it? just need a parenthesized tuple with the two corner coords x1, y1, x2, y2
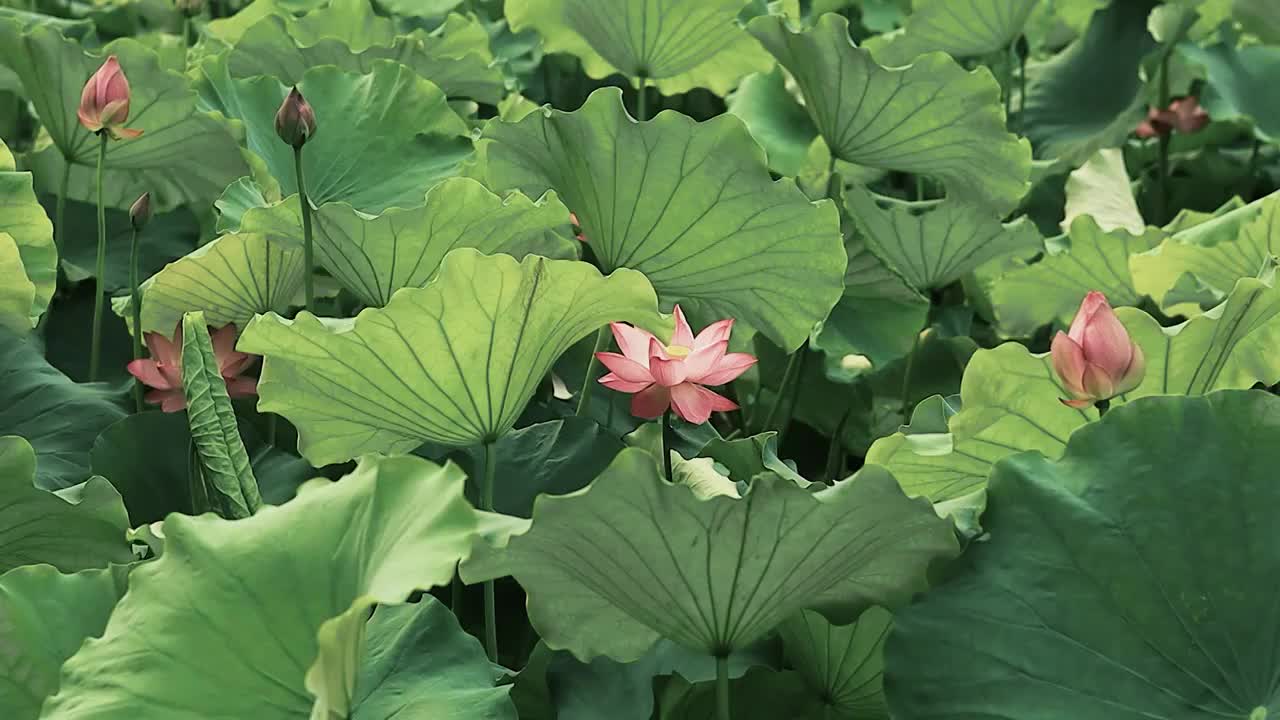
(1051, 292, 1145, 408)
(1135, 96, 1209, 139)
(126, 323, 258, 413)
(596, 305, 756, 424)
(77, 56, 143, 140)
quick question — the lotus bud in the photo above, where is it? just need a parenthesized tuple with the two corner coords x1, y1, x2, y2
(274, 87, 316, 149)
(130, 192, 152, 230)
(1051, 292, 1146, 408)
(77, 56, 143, 140)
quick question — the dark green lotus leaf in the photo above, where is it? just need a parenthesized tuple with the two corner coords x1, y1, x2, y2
(726, 68, 819, 177)
(781, 606, 892, 719)
(1180, 27, 1280, 143)
(476, 87, 845, 351)
(748, 13, 1031, 214)
(886, 390, 1280, 720)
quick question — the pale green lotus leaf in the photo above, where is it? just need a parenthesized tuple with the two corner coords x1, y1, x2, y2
(780, 606, 892, 718)
(1061, 148, 1145, 235)
(872, 0, 1039, 65)
(238, 250, 663, 464)
(748, 13, 1031, 214)
(0, 139, 55, 328)
(0, 232, 34, 333)
(476, 87, 845, 351)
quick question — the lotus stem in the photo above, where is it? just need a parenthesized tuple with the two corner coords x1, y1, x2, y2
(715, 654, 731, 720)
(89, 133, 108, 382)
(293, 146, 315, 314)
(1156, 53, 1171, 224)
(1095, 398, 1110, 417)
(129, 227, 143, 412)
(900, 325, 925, 420)
(636, 77, 648, 121)
(575, 326, 610, 416)
(1017, 39, 1028, 121)
(481, 440, 499, 663)
(1002, 45, 1013, 120)
(825, 409, 851, 482)
(761, 348, 802, 437)
(55, 159, 70, 258)
(662, 409, 674, 480)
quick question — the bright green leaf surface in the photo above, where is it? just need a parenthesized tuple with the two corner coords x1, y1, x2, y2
(238, 250, 662, 464)
(0, 436, 132, 573)
(0, 564, 129, 720)
(505, 0, 773, 95)
(886, 391, 1280, 720)
(0, 233, 34, 333)
(781, 606, 892, 718)
(0, 139, 55, 328)
(40, 454, 479, 720)
(1061, 148, 1145, 234)
(500, 448, 957, 662)
(872, 0, 1038, 65)
(0, 329, 126, 490)
(180, 311, 261, 519)
(845, 187, 1042, 292)
(726, 68, 819, 177)
(749, 13, 1031, 214)
(477, 88, 845, 350)
(0, 25, 249, 212)
(305, 178, 577, 307)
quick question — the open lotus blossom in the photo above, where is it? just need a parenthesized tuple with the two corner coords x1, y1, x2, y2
(77, 56, 143, 140)
(1051, 292, 1145, 408)
(1135, 96, 1209, 139)
(126, 323, 258, 412)
(596, 305, 756, 424)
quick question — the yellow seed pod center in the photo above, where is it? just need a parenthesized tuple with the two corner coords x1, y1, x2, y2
(664, 344, 691, 359)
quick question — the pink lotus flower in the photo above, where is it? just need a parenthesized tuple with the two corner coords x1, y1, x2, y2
(274, 86, 317, 149)
(77, 56, 143, 140)
(126, 323, 258, 413)
(596, 305, 756, 424)
(1051, 292, 1145, 408)
(1135, 96, 1209, 139)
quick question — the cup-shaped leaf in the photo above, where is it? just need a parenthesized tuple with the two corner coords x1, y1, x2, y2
(781, 606, 892, 718)
(887, 391, 1280, 719)
(238, 250, 663, 464)
(476, 87, 845, 351)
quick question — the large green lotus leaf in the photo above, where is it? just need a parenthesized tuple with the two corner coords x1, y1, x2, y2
(0, 26, 249, 212)
(987, 217, 1165, 337)
(871, 0, 1039, 66)
(0, 329, 126, 490)
(725, 68, 819, 177)
(0, 233, 34, 333)
(0, 139, 55, 329)
(0, 436, 132, 573)
(226, 5, 504, 103)
(1236, 0, 1280, 43)
(1180, 28, 1280, 143)
(748, 13, 1031, 214)
(846, 187, 1042, 293)
(476, 88, 844, 351)
(0, 564, 129, 720)
(885, 391, 1280, 720)
(1021, 0, 1158, 162)
(780, 606, 892, 719)
(352, 601, 516, 720)
(504, 0, 772, 96)
(1062, 148, 1145, 235)
(868, 275, 1280, 501)
(113, 232, 305, 335)
(40, 454, 481, 720)
(1132, 191, 1280, 315)
(301, 178, 577, 308)
(494, 448, 957, 663)
(194, 57, 471, 216)
(657, 668, 825, 719)
(238, 250, 662, 464)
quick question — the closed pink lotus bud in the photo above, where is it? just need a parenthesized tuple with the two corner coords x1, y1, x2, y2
(77, 56, 143, 140)
(1051, 292, 1145, 408)
(130, 192, 152, 230)
(274, 87, 316, 149)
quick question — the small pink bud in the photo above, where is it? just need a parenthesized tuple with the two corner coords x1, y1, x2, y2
(274, 87, 316, 149)
(1051, 292, 1145, 408)
(78, 56, 143, 140)
(130, 192, 152, 230)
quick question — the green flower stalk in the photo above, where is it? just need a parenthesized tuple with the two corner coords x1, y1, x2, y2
(128, 191, 152, 412)
(78, 55, 144, 381)
(274, 86, 318, 313)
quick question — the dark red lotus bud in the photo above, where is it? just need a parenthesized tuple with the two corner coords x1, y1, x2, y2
(130, 192, 152, 230)
(274, 87, 316, 149)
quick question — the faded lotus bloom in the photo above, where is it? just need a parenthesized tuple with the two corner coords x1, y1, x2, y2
(274, 86, 316, 148)
(77, 56, 143, 140)
(1051, 292, 1145, 408)
(1136, 96, 1209, 139)
(129, 192, 152, 230)
(126, 323, 258, 412)
(596, 305, 756, 424)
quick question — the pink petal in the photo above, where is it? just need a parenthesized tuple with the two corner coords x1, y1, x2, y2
(610, 322, 656, 364)
(671, 305, 694, 348)
(145, 330, 181, 369)
(693, 319, 733, 350)
(680, 341, 727, 382)
(1067, 291, 1108, 342)
(149, 389, 187, 413)
(649, 357, 687, 387)
(225, 376, 258, 399)
(1050, 331, 1087, 397)
(1079, 305, 1133, 379)
(221, 352, 256, 379)
(670, 384, 737, 425)
(599, 373, 652, 393)
(630, 384, 671, 419)
(696, 352, 757, 386)
(211, 324, 238, 362)
(1080, 362, 1116, 401)
(1059, 397, 1093, 409)
(1114, 342, 1146, 395)
(596, 351, 654, 383)
(127, 359, 173, 391)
